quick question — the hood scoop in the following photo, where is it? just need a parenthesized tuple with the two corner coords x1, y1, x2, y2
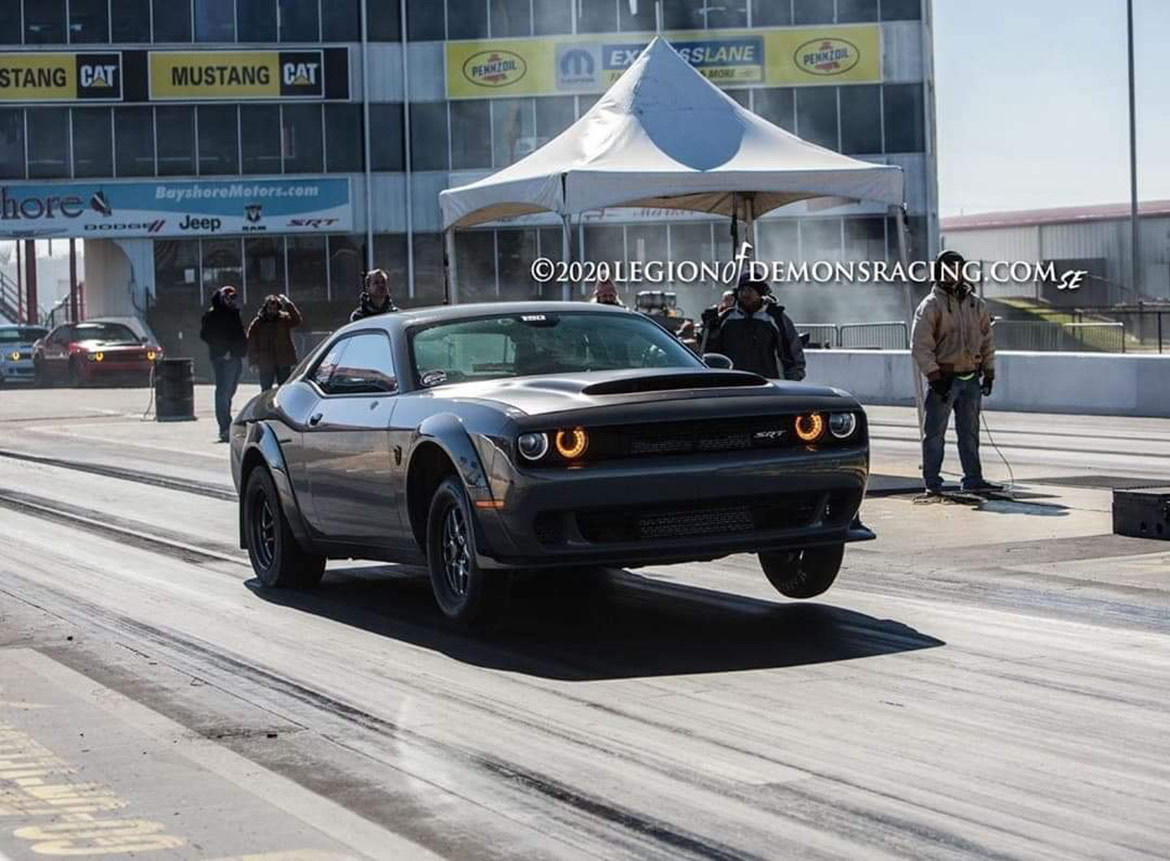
(582, 371, 767, 396)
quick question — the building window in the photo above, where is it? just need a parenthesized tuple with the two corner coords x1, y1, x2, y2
(26, 109, 69, 179)
(70, 0, 110, 42)
(412, 233, 445, 305)
(455, 230, 496, 302)
(279, 0, 319, 41)
(796, 87, 838, 150)
(0, 1, 20, 43)
(153, 0, 193, 41)
(727, 90, 750, 109)
(794, 0, 834, 24)
(368, 0, 401, 41)
(754, 87, 795, 132)
(497, 229, 538, 300)
(156, 106, 196, 175)
(618, 0, 656, 32)
(287, 236, 328, 303)
(409, 102, 448, 171)
(202, 238, 243, 305)
(245, 237, 287, 299)
(535, 95, 574, 142)
(329, 235, 365, 301)
(669, 222, 717, 270)
(754, 220, 798, 266)
(372, 233, 407, 298)
(198, 105, 239, 175)
(154, 240, 201, 306)
(705, 0, 747, 27)
(237, 0, 277, 40)
(583, 224, 623, 263)
(491, 97, 534, 168)
(845, 216, 887, 262)
(883, 83, 924, 153)
(661, 0, 702, 30)
(111, 0, 151, 42)
(114, 107, 154, 177)
(281, 103, 323, 173)
(0, 109, 24, 180)
(407, 0, 444, 40)
(840, 84, 882, 154)
(838, 0, 879, 23)
(801, 218, 843, 265)
(448, 0, 488, 39)
(325, 104, 363, 172)
(450, 100, 491, 170)
(532, 0, 571, 35)
(576, 0, 616, 33)
(195, 0, 235, 41)
(241, 104, 281, 174)
(72, 108, 113, 177)
(881, 0, 921, 21)
(26, 0, 66, 43)
(369, 103, 404, 171)
(322, 0, 360, 40)
(751, 0, 791, 26)
(491, 0, 530, 36)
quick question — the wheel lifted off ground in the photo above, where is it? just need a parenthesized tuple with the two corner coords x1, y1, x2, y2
(759, 544, 845, 599)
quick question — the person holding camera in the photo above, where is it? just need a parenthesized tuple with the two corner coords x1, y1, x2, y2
(246, 293, 302, 391)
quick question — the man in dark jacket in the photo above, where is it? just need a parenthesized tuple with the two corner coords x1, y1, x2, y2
(350, 269, 398, 322)
(199, 285, 247, 442)
(247, 294, 302, 391)
(701, 274, 806, 380)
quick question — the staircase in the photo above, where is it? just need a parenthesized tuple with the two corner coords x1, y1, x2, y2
(0, 269, 53, 325)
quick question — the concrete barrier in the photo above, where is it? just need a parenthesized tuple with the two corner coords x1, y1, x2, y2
(805, 350, 1170, 417)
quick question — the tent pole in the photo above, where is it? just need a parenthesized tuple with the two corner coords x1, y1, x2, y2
(444, 228, 458, 305)
(561, 213, 572, 302)
(893, 204, 925, 440)
(730, 192, 740, 253)
(744, 195, 756, 253)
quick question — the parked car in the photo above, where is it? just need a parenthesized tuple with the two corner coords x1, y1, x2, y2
(230, 302, 873, 625)
(0, 325, 48, 385)
(33, 320, 162, 387)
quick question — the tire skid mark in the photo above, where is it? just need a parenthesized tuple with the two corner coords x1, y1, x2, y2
(0, 448, 234, 501)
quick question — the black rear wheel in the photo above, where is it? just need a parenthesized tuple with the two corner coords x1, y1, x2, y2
(244, 467, 325, 589)
(760, 544, 844, 599)
(426, 477, 510, 626)
(67, 358, 84, 387)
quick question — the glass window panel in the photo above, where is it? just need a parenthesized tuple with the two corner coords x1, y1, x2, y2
(372, 233, 407, 301)
(115, 107, 154, 177)
(72, 108, 113, 177)
(154, 240, 201, 306)
(751, 0, 791, 26)
(881, 0, 920, 21)
(156, 106, 196, 175)
(840, 84, 881, 154)
(245, 237, 286, 299)
(25, 0, 66, 43)
(0, 109, 25, 180)
(661, 0, 703, 30)
(0, 0, 20, 40)
(153, 0, 192, 41)
(754, 219, 798, 266)
(412, 233, 445, 305)
(535, 227, 566, 299)
(800, 218, 843, 267)
(202, 239, 243, 305)
(491, 97, 533, 168)
(281, 103, 323, 173)
(325, 103, 363, 172)
(626, 224, 667, 265)
(407, 0, 444, 40)
(577, 0, 616, 33)
(26, 109, 69, 178)
(409, 102, 448, 171)
(237, 0, 277, 40)
(669, 222, 715, 264)
(111, 0, 150, 41)
(195, 0, 235, 40)
(883, 83, 924, 153)
(793, 0, 834, 24)
(369, 103, 404, 171)
(534, 95, 574, 140)
(70, 0, 110, 42)
(448, 0, 488, 39)
(455, 230, 497, 302)
(838, 0, 878, 22)
(497, 229, 537, 300)
(449, 100, 491, 170)
(490, 0, 530, 36)
(323, 0, 361, 40)
(583, 225, 623, 262)
(844, 216, 886, 262)
(705, 1, 746, 27)
(328, 235, 365, 300)
(368, 0, 400, 40)
(532, 0, 571, 34)
(279, 0, 319, 41)
(727, 89, 750, 109)
(618, 0, 655, 32)
(753, 87, 794, 132)
(198, 104, 239, 175)
(796, 87, 838, 150)
(241, 104, 281, 174)
(288, 235, 328, 302)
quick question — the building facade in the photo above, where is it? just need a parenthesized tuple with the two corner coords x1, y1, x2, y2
(0, 0, 937, 351)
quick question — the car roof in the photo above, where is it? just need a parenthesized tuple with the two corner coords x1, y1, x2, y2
(346, 301, 633, 334)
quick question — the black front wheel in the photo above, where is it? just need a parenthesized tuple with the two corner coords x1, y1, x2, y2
(760, 544, 844, 599)
(426, 477, 510, 626)
(244, 467, 325, 589)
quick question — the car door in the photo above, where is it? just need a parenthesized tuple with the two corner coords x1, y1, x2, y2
(42, 325, 73, 377)
(302, 330, 402, 545)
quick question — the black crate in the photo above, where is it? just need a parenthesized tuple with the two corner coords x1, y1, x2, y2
(1112, 486, 1170, 539)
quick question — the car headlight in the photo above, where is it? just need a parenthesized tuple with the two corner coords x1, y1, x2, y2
(89, 352, 104, 362)
(517, 432, 549, 461)
(794, 413, 824, 443)
(829, 412, 858, 439)
(8, 351, 18, 361)
(146, 350, 157, 361)
(554, 428, 589, 459)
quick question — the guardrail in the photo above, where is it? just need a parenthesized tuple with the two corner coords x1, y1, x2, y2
(838, 322, 909, 350)
(991, 320, 1126, 353)
(795, 323, 838, 348)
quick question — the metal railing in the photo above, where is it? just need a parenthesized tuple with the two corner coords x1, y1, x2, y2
(991, 320, 1126, 353)
(795, 323, 838, 348)
(838, 322, 910, 350)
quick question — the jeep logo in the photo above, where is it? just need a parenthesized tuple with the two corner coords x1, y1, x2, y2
(178, 215, 222, 232)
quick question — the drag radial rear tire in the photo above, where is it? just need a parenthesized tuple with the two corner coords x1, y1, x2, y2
(760, 544, 844, 599)
(426, 477, 510, 627)
(244, 467, 325, 589)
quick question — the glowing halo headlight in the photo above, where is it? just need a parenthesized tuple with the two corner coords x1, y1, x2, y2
(554, 428, 589, 459)
(794, 413, 825, 443)
(92, 351, 105, 362)
(517, 432, 549, 461)
(828, 412, 858, 439)
(8, 351, 18, 361)
(146, 350, 157, 361)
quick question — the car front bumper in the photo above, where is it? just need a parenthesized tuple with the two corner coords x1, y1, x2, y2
(0, 359, 35, 382)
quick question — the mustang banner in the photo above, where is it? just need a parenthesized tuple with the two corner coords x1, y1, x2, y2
(0, 178, 351, 239)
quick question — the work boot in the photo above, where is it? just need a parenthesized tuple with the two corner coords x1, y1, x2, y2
(963, 479, 1004, 493)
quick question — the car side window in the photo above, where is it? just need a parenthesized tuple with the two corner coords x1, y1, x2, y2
(51, 327, 70, 345)
(316, 332, 397, 396)
(313, 341, 345, 389)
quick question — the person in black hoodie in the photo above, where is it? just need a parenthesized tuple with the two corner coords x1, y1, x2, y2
(701, 273, 805, 380)
(350, 269, 398, 322)
(199, 285, 247, 442)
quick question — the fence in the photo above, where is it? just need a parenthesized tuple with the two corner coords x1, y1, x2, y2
(838, 322, 909, 350)
(990, 320, 1126, 353)
(1066, 306, 1169, 354)
(795, 323, 838, 348)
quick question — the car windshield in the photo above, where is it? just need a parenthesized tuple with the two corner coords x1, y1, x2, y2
(410, 311, 702, 388)
(0, 327, 47, 343)
(71, 323, 138, 342)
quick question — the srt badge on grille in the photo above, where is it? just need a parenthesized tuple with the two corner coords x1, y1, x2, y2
(754, 429, 786, 441)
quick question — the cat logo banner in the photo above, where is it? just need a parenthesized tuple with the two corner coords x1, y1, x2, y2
(0, 53, 123, 102)
(149, 50, 324, 100)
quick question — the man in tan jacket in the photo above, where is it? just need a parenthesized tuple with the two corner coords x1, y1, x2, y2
(911, 250, 998, 495)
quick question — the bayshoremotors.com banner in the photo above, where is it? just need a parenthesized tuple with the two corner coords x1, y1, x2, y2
(0, 179, 351, 239)
(446, 25, 880, 98)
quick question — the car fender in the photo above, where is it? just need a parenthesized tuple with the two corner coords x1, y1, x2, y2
(412, 413, 494, 504)
(238, 419, 314, 550)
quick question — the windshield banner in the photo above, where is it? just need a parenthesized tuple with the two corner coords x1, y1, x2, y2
(0, 178, 351, 239)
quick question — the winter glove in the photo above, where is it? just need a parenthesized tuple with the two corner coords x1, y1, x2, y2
(928, 373, 952, 399)
(980, 375, 993, 397)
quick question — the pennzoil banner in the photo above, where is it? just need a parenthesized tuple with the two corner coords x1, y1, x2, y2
(0, 53, 122, 102)
(446, 25, 881, 99)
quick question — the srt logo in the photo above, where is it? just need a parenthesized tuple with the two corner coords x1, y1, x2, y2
(753, 430, 786, 441)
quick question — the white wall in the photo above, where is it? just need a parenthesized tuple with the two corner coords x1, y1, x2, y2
(807, 349, 1170, 417)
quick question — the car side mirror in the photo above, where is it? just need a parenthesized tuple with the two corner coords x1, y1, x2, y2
(703, 352, 733, 370)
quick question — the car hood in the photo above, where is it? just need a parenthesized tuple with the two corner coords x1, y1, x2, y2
(417, 368, 854, 418)
(74, 339, 145, 350)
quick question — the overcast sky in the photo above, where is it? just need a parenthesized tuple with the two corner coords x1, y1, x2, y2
(934, 0, 1169, 216)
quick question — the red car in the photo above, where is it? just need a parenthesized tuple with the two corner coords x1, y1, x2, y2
(34, 320, 163, 387)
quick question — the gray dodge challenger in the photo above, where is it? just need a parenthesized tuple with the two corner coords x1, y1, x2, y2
(230, 302, 874, 625)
